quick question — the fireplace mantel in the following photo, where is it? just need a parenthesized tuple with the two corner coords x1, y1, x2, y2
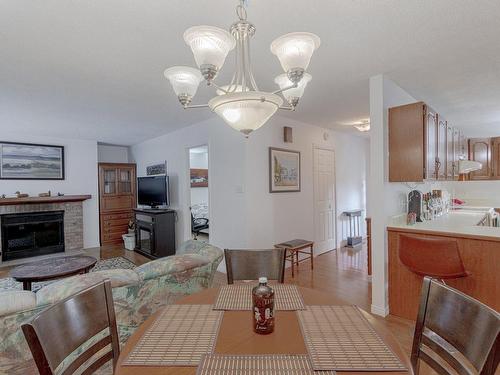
(0, 195, 91, 206)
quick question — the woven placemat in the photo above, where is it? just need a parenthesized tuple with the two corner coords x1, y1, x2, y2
(297, 305, 407, 371)
(196, 354, 337, 375)
(123, 304, 223, 367)
(214, 284, 305, 311)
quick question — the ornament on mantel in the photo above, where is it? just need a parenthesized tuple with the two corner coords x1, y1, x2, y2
(38, 190, 51, 197)
(15, 191, 29, 198)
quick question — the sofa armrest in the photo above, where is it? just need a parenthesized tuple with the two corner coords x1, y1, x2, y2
(135, 254, 209, 281)
(0, 291, 37, 317)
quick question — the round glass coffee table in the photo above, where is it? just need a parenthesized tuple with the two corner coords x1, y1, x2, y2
(10, 255, 97, 290)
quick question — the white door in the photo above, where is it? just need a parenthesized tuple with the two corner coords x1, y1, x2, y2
(313, 147, 336, 252)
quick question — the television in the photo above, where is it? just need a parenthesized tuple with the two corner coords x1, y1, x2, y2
(137, 176, 169, 208)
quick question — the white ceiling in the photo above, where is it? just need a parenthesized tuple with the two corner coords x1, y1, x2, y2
(1, 0, 500, 145)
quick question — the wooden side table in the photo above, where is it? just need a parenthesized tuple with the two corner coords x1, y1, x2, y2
(274, 239, 314, 277)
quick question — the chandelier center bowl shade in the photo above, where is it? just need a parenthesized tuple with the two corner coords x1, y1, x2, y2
(164, 1, 320, 136)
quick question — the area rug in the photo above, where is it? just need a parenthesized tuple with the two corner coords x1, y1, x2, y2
(0, 256, 137, 292)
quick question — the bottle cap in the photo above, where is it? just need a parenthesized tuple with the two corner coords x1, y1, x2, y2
(259, 277, 267, 284)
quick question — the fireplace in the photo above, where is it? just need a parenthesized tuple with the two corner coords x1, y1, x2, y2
(1, 211, 65, 261)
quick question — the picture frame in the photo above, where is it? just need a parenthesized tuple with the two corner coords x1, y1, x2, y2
(0, 141, 65, 180)
(190, 168, 208, 187)
(269, 147, 300, 193)
(146, 161, 167, 176)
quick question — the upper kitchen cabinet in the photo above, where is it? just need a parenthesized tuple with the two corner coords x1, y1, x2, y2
(468, 138, 491, 180)
(389, 102, 463, 182)
(437, 115, 448, 180)
(492, 137, 500, 179)
(389, 102, 427, 182)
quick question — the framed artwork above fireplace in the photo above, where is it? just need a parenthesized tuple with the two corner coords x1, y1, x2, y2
(0, 141, 65, 180)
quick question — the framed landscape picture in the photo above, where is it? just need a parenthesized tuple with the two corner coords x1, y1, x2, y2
(0, 142, 65, 180)
(190, 168, 208, 187)
(269, 147, 300, 193)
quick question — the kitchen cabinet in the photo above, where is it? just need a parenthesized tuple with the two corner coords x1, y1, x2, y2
(425, 107, 438, 180)
(446, 124, 454, 179)
(491, 137, 500, 179)
(452, 128, 460, 179)
(468, 138, 491, 180)
(437, 115, 447, 180)
(98, 163, 137, 245)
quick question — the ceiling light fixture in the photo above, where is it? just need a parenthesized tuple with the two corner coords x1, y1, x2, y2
(164, 0, 320, 136)
(353, 120, 370, 132)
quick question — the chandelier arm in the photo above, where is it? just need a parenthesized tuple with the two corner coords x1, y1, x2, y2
(272, 82, 298, 95)
(243, 30, 258, 91)
(209, 81, 230, 94)
(278, 105, 296, 111)
(240, 33, 247, 91)
(183, 103, 210, 109)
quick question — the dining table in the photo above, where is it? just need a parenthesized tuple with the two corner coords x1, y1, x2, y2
(115, 285, 411, 375)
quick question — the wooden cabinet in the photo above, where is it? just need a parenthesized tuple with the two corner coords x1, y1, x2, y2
(98, 163, 137, 245)
(468, 138, 491, 180)
(389, 102, 467, 182)
(491, 137, 500, 179)
(437, 115, 447, 180)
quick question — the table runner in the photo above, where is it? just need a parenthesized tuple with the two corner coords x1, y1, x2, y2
(123, 304, 223, 366)
(214, 284, 305, 311)
(196, 354, 337, 375)
(297, 305, 407, 371)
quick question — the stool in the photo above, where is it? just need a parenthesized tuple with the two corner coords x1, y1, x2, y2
(399, 235, 470, 281)
(274, 239, 314, 278)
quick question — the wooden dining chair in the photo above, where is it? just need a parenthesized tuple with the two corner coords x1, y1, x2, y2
(21, 280, 120, 375)
(224, 248, 286, 284)
(411, 277, 500, 375)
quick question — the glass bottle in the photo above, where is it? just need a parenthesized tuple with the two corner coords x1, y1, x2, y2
(252, 277, 275, 334)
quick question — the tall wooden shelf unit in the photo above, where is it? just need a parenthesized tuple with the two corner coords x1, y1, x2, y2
(98, 163, 137, 245)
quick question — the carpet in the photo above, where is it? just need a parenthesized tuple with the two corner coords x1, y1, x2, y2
(0, 256, 137, 292)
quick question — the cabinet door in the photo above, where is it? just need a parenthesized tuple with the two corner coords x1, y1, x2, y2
(117, 167, 135, 195)
(492, 137, 500, 179)
(459, 131, 467, 159)
(437, 116, 447, 180)
(100, 166, 117, 196)
(469, 138, 491, 180)
(453, 129, 460, 179)
(446, 125, 454, 179)
(425, 107, 438, 180)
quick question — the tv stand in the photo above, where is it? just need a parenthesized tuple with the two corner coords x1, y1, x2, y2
(133, 208, 176, 259)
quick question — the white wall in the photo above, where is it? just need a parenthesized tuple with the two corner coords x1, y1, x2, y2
(131, 114, 369, 266)
(189, 150, 209, 206)
(97, 144, 130, 163)
(0, 133, 100, 248)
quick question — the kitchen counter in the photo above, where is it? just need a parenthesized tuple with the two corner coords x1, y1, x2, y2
(388, 207, 500, 241)
(387, 206, 500, 319)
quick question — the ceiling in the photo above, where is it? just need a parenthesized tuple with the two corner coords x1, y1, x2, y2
(1, 0, 500, 145)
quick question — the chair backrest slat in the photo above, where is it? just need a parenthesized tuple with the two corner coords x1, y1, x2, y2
(411, 277, 500, 375)
(224, 249, 286, 284)
(22, 280, 120, 375)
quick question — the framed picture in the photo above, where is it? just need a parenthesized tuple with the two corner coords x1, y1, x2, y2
(0, 141, 65, 180)
(146, 161, 166, 176)
(269, 147, 300, 193)
(190, 168, 208, 187)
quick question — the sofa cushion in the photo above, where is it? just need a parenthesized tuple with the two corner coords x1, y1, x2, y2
(0, 291, 37, 317)
(36, 269, 140, 306)
(136, 254, 209, 281)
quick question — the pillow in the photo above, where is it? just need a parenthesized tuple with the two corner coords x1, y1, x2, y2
(36, 269, 140, 306)
(0, 290, 37, 317)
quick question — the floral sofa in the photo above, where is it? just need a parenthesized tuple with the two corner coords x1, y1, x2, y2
(0, 240, 223, 375)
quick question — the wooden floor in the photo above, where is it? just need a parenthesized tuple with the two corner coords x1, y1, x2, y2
(0, 242, 421, 372)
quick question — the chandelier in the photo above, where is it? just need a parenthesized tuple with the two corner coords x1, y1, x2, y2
(164, 0, 320, 136)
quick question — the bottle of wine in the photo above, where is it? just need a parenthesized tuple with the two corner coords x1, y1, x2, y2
(252, 277, 275, 334)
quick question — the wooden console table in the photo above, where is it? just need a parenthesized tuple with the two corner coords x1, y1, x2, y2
(274, 239, 314, 277)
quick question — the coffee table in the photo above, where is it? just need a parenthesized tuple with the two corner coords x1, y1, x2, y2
(10, 255, 97, 291)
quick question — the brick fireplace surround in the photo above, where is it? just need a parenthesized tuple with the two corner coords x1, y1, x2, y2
(0, 195, 91, 265)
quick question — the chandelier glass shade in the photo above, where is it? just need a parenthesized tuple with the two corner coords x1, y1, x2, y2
(164, 1, 320, 136)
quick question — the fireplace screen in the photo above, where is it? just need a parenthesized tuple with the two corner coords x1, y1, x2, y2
(1, 211, 64, 261)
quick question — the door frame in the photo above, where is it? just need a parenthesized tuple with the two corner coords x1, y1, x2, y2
(184, 143, 211, 242)
(312, 144, 338, 254)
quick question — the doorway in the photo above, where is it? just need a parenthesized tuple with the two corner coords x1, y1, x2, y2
(188, 145, 209, 241)
(313, 147, 336, 253)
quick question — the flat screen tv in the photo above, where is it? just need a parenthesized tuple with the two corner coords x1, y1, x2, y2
(137, 176, 169, 208)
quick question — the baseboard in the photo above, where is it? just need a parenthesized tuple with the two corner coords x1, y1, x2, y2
(371, 303, 389, 317)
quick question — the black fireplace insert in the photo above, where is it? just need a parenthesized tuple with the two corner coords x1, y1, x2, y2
(1, 211, 64, 261)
